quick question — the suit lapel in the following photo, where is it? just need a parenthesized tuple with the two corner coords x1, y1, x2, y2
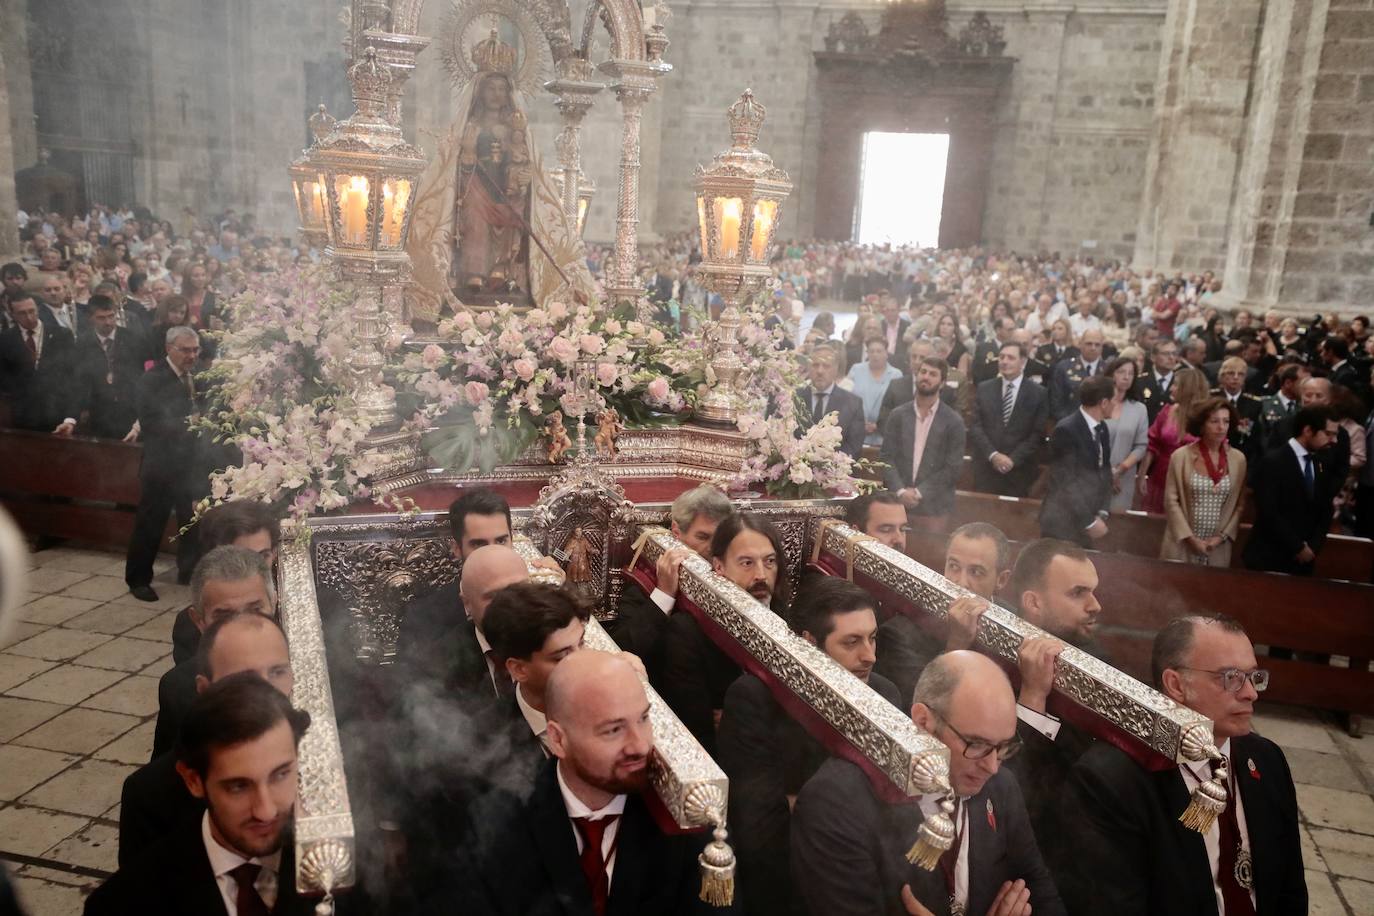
(1159, 769, 1219, 916)
(1232, 736, 1274, 914)
(605, 798, 651, 916)
(964, 790, 999, 916)
(528, 764, 596, 915)
(174, 822, 236, 915)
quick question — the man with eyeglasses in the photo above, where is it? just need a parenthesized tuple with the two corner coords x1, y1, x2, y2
(1055, 614, 1306, 916)
(792, 650, 1065, 916)
(125, 325, 206, 601)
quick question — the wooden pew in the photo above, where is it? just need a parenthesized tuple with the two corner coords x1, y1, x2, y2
(0, 429, 175, 551)
(903, 530, 1374, 719)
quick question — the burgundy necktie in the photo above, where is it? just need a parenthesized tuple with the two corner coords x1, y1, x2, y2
(1216, 768, 1257, 916)
(100, 336, 114, 383)
(573, 814, 620, 916)
(25, 331, 37, 364)
(229, 863, 271, 916)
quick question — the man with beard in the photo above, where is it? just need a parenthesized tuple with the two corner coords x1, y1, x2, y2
(881, 356, 967, 535)
(1055, 616, 1306, 915)
(609, 485, 735, 679)
(660, 514, 790, 755)
(718, 578, 903, 916)
(463, 651, 723, 915)
(1000, 539, 1110, 846)
(792, 651, 1065, 916)
(86, 674, 315, 915)
(1039, 376, 1115, 547)
(844, 490, 911, 553)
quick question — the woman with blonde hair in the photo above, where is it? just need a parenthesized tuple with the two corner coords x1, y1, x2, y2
(1161, 396, 1246, 566)
(1138, 367, 1210, 514)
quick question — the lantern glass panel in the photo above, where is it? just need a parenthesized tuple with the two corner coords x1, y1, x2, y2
(712, 196, 744, 262)
(380, 177, 413, 247)
(696, 196, 709, 255)
(750, 199, 778, 263)
(577, 198, 589, 235)
(334, 174, 371, 247)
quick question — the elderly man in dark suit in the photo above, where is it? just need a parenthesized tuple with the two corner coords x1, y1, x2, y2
(86, 674, 316, 915)
(452, 651, 725, 916)
(792, 650, 1066, 916)
(1054, 615, 1307, 916)
(123, 325, 204, 601)
(969, 341, 1048, 497)
(1244, 406, 1339, 576)
(881, 355, 967, 534)
(1039, 376, 1115, 547)
(74, 294, 147, 439)
(798, 343, 865, 458)
(0, 291, 78, 433)
(718, 578, 902, 916)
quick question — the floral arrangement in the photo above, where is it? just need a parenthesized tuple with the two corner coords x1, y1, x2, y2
(729, 406, 880, 500)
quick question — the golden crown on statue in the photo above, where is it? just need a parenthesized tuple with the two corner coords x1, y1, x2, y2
(472, 28, 518, 75)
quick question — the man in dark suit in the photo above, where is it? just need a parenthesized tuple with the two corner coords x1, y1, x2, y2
(1262, 376, 1350, 485)
(1320, 335, 1367, 408)
(455, 651, 724, 915)
(395, 488, 514, 693)
(879, 291, 911, 366)
(798, 343, 865, 458)
(972, 315, 1017, 385)
(718, 578, 902, 916)
(792, 650, 1066, 916)
(969, 341, 1048, 497)
(608, 485, 734, 681)
(1012, 330, 1053, 390)
(660, 514, 789, 755)
(1039, 376, 1115, 548)
(124, 325, 204, 600)
(152, 547, 278, 760)
(1054, 615, 1307, 916)
(1213, 356, 1264, 463)
(881, 356, 967, 533)
(121, 610, 292, 867)
(74, 294, 147, 439)
(1048, 329, 1106, 421)
(0, 292, 78, 433)
(1244, 406, 1339, 576)
(878, 339, 956, 430)
(1133, 339, 1180, 423)
(87, 673, 316, 915)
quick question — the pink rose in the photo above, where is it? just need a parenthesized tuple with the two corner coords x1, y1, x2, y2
(647, 377, 670, 401)
(604, 319, 623, 335)
(464, 380, 490, 406)
(513, 358, 536, 382)
(647, 328, 666, 346)
(475, 312, 494, 330)
(597, 362, 618, 387)
(420, 343, 445, 369)
(549, 336, 578, 364)
(548, 301, 569, 321)
(579, 334, 605, 355)
(452, 311, 475, 331)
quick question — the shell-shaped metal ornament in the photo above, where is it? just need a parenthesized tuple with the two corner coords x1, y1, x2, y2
(909, 748, 953, 797)
(1179, 721, 1218, 763)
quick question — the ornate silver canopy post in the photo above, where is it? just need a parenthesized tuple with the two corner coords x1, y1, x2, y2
(545, 56, 604, 227)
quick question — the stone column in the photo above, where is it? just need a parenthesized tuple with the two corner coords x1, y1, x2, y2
(0, 44, 20, 258)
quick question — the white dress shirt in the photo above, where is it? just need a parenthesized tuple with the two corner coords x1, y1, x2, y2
(557, 762, 628, 885)
(1179, 740, 1255, 914)
(471, 620, 508, 696)
(649, 588, 675, 614)
(515, 683, 550, 753)
(1015, 705, 1062, 741)
(202, 811, 281, 915)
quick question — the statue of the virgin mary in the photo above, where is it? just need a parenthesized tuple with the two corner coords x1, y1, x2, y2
(407, 29, 594, 321)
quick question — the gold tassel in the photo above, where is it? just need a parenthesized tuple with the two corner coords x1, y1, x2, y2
(907, 795, 956, 870)
(1179, 757, 1229, 834)
(698, 822, 735, 906)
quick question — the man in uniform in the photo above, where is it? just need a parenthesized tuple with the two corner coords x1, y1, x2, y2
(1212, 356, 1264, 463)
(1048, 329, 1106, 420)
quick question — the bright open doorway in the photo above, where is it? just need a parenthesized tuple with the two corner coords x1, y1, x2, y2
(855, 131, 950, 248)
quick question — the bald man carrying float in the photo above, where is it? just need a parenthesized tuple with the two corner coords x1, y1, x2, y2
(791, 651, 1065, 916)
(454, 651, 729, 915)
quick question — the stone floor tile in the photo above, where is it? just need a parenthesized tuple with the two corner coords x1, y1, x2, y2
(17, 595, 102, 626)
(6, 665, 126, 705)
(1307, 869, 1348, 916)
(23, 568, 91, 596)
(139, 653, 175, 678)
(120, 611, 178, 644)
(12, 864, 98, 888)
(72, 636, 169, 673)
(91, 720, 154, 766)
(58, 575, 133, 603)
(20, 759, 136, 818)
(80, 675, 159, 718)
(1336, 875, 1374, 915)
(1302, 823, 1329, 871)
(62, 603, 161, 636)
(107, 583, 190, 612)
(1299, 783, 1374, 834)
(0, 654, 56, 693)
(1313, 826, 1374, 881)
(0, 745, 81, 800)
(0, 696, 66, 742)
(1283, 746, 1368, 793)
(33, 550, 120, 575)
(1337, 731, 1374, 765)
(0, 805, 90, 856)
(5, 628, 113, 663)
(0, 622, 47, 650)
(43, 821, 119, 873)
(15, 707, 140, 756)
(1254, 707, 1341, 755)
(11, 873, 94, 916)
(102, 802, 120, 821)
